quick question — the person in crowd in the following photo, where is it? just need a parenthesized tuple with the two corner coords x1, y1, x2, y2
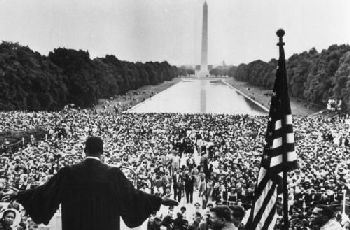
(180, 206, 187, 221)
(206, 203, 214, 215)
(185, 173, 195, 204)
(153, 217, 163, 230)
(162, 214, 174, 230)
(194, 202, 202, 215)
(229, 205, 245, 230)
(6, 137, 178, 230)
(147, 211, 158, 230)
(188, 212, 202, 230)
(178, 178, 185, 203)
(310, 206, 344, 230)
(173, 213, 188, 230)
(173, 171, 181, 201)
(0, 209, 16, 230)
(199, 175, 207, 208)
(199, 213, 210, 230)
(209, 205, 235, 230)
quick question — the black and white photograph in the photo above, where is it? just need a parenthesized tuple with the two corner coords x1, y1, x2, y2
(1, 0, 350, 229)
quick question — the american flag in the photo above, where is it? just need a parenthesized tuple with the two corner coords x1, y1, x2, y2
(247, 30, 298, 230)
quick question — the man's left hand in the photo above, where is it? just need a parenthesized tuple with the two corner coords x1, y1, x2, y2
(161, 198, 178, 206)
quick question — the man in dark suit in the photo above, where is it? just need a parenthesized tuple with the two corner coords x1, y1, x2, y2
(185, 173, 195, 204)
(172, 171, 181, 201)
(6, 137, 178, 230)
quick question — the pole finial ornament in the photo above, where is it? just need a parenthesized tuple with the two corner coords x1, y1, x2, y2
(276, 29, 285, 47)
(276, 29, 285, 38)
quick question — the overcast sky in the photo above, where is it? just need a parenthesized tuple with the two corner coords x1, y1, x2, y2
(0, 0, 349, 66)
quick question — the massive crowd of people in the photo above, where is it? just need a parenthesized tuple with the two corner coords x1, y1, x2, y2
(0, 102, 350, 229)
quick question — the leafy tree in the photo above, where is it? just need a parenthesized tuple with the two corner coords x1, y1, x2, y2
(333, 51, 350, 112)
(233, 44, 350, 110)
(0, 42, 180, 111)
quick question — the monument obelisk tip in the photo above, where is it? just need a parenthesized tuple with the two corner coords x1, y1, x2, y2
(199, 0, 209, 77)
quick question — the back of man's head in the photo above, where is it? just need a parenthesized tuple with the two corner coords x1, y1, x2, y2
(229, 205, 245, 226)
(210, 205, 232, 222)
(85, 137, 103, 157)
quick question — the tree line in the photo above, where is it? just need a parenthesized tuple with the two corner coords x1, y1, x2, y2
(230, 44, 350, 112)
(0, 42, 181, 111)
(209, 66, 235, 77)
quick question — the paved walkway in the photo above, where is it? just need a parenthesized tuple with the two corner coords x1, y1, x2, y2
(200, 80, 207, 113)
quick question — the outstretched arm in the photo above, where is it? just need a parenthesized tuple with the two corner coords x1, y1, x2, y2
(111, 168, 177, 228)
(9, 167, 68, 225)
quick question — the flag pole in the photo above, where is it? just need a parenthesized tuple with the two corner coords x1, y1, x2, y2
(276, 29, 289, 230)
(343, 189, 347, 215)
(283, 162, 288, 230)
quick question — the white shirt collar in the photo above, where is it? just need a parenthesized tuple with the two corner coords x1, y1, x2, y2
(86, 156, 101, 161)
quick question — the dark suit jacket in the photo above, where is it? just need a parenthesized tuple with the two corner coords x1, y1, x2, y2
(173, 174, 181, 189)
(15, 159, 162, 230)
(185, 175, 195, 192)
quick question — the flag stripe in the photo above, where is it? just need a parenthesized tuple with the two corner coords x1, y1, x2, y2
(286, 133, 294, 144)
(268, 163, 299, 176)
(253, 180, 275, 218)
(270, 151, 297, 167)
(286, 114, 292, 124)
(255, 170, 281, 197)
(271, 133, 294, 149)
(263, 204, 278, 230)
(267, 143, 294, 157)
(274, 115, 292, 130)
(251, 182, 278, 228)
(271, 125, 293, 140)
(275, 120, 282, 130)
(272, 137, 282, 148)
(257, 188, 278, 229)
(257, 167, 267, 185)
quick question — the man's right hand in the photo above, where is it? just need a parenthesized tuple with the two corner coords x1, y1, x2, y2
(161, 198, 178, 206)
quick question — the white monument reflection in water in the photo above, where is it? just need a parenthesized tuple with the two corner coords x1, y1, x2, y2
(127, 79, 268, 116)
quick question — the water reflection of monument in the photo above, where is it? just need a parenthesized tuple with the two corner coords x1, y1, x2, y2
(198, 1, 210, 78)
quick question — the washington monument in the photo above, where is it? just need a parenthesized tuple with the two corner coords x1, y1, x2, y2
(199, 1, 209, 77)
